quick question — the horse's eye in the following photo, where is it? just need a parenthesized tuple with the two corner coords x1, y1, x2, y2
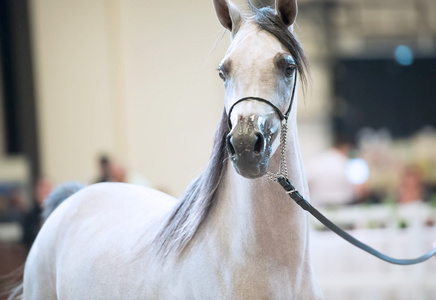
(285, 65, 296, 77)
(219, 70, 226, 81)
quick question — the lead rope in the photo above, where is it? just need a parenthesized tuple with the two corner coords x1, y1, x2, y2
(265, 120, 436, 265)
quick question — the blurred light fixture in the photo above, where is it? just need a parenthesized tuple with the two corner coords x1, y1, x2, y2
(346, 158, 369, 185)
(394, 45, 413, 66)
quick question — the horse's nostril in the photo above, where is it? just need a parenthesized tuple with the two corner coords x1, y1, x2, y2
(253, 133, 264, 155)
(226, 135, 236, 158)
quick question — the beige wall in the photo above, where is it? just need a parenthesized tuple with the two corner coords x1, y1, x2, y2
(118, 1, 230, 195)
(30, 0, 118, 184)
(29, 0, 330, 196)
(29, 0, 231, 196)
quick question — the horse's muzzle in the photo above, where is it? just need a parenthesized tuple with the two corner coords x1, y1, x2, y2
(226, 115, 273, 178)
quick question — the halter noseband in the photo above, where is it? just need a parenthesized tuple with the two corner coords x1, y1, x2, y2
(227, 69, 298, 129)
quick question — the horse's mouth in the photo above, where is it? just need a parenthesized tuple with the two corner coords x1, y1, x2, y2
(230, 155, 270, 179)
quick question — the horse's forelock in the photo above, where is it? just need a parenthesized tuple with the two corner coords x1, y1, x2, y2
(251, 6, 309, 90)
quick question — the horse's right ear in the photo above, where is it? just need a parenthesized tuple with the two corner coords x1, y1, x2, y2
(276, 0, 298, 26)
(213, 0, 242, 32)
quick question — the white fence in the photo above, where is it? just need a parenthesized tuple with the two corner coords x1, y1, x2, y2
(310, 202, 436, 300)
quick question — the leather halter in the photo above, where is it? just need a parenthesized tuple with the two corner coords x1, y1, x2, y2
(227, 69, 298, 129)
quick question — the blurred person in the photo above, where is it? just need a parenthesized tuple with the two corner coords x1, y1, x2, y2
(94, 155, 111, 183)
(95, 154, 151, 186)
(306, 135, 355, 207)
(110, 163, 127, 183)
(397, 165, 425, 203)
(22, 176, 52, 249)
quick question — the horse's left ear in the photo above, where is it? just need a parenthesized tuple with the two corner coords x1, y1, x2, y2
(276, 0, 298, 26)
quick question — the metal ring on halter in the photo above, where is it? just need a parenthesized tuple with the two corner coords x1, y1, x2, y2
(227, 69, 298, 129)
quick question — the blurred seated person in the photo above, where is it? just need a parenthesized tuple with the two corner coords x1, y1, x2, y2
(397, 165, 425, 203)
(306, 135, 355, 207)
(95, 154, 150, 186)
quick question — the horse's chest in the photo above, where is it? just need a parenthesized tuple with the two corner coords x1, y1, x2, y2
(174, 252, 294, 299)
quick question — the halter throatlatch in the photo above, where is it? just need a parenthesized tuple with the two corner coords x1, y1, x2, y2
(227, 67, 436, 265)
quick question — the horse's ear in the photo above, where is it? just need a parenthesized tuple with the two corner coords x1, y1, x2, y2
(276, 0, 298, 26)
(213, 0, 242, 32)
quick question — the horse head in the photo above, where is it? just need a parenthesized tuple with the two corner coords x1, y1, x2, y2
(213, 0, 305, 179)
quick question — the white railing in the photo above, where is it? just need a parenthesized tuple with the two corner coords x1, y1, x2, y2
(310, 202, 436, 300)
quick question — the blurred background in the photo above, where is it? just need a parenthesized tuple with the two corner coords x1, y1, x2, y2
(0, 0, 435, 299)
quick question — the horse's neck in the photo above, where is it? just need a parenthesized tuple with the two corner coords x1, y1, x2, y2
(211, 118, 310, 270)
